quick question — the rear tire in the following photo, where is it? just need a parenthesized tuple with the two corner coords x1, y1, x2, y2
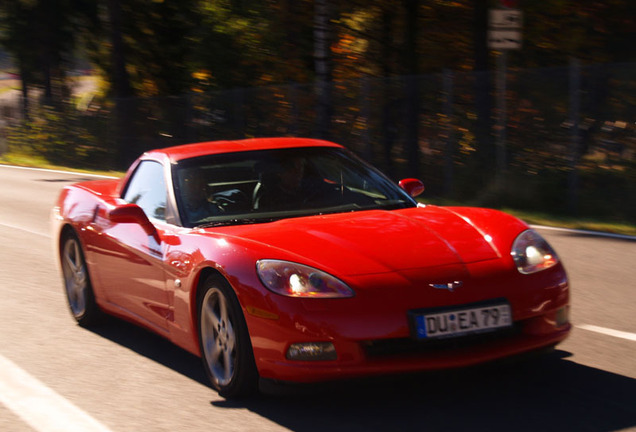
(60, 230, 102, 327)
(198, 275, 258, 398)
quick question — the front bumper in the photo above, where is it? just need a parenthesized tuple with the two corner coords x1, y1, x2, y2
(244, 261, 571, 383)
(253, 307, 570, 382)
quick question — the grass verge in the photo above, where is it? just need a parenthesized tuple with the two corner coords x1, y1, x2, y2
(423, 198, 636, 238)
(501, 208, 636, 237)
(0, 153, 124, 178)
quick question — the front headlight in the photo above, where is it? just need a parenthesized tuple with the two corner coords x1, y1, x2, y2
(511, 229, 559, 274)
(256, 259, 355, 298)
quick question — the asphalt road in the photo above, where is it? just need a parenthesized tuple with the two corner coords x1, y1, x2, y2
(0, 164, 635, 432)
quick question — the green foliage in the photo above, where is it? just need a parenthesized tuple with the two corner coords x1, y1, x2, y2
(0, 0, 96, 100)
(2, 0, 635, 95)
(120, 0, 200, 96)
(190, 0, 314, 89)
(6, 105, 114, 169)
(1, 0, 635, 225)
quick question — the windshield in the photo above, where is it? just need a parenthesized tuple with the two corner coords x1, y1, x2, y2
(173, 147, 416, 228)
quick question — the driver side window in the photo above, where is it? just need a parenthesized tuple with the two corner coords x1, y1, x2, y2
(123, 160, 167, 221)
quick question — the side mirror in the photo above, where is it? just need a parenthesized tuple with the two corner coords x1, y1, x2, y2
(109, 204, 158, 238)
(398, 178, 425, 198)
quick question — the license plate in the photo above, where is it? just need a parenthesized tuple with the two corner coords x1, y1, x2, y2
(411, 302, 512, 340)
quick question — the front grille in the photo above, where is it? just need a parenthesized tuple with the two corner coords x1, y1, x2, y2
(361, 324, 521, 358)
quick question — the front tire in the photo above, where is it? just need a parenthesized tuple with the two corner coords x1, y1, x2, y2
(198, 275, 258, 398)
(60, 230, 102, 326)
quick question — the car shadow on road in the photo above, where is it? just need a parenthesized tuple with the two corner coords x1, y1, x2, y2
(90, 318, 635, 432)
(88, 316, 209, 386)
(222, 350, 636, 432)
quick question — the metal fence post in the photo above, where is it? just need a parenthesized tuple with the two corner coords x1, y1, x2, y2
(288, 83, 299, 136)
(443, 69, 455, 196)
(495, 51, 508, 183)
(360, 75, 372, 162)
(233, 88, 245, 138)
(568, 57, 581, 214)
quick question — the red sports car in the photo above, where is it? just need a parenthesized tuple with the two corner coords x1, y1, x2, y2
(52, 138, 570, 397)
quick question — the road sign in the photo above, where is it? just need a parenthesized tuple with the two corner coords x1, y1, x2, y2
(488, 30, 522, 50)
(489, 8, 523, 50)
(490, 9, 523, 29)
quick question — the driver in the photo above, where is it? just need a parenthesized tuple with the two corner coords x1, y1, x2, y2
(180, 169, 217, 222)
(254, 156, 310, 210)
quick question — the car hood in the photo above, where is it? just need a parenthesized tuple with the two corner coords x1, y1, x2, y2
(217, 206, 503, 277)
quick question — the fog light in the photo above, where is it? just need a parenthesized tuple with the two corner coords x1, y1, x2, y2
(556, 306, 569, 327)
(286, 342, 337, 361)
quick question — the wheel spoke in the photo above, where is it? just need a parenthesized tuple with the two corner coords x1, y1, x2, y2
(70, 242, 78, 265)
(76, 266, 87, 286)
(203, 301, 221, 330)
(219, 295, 228, 324)
(202, 330, 215, 356)
(207, 338, 223, 365)
(74, 283, 86, 307)
(219, 296, 235, 384)
(222, 349, 233, 382)
(62, 238, 88, 317)
(64, 253, 77, 273)
(201, 286, 240, 387)
(225, 321, 236, 353)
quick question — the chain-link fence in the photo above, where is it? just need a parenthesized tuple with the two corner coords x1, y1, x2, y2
(1, 61, 634, 220)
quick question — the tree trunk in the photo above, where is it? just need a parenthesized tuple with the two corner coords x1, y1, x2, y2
(313, 0, 333, 139)
(403, 0, 420, 178)
(107, 0, 132, 99)
(380, 5, 397, 177)
(106, 0, 136, 167)
(36, 0, 53, 103)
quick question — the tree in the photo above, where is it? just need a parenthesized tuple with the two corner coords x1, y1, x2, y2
(402, 0, 420, 177)
(0, 0, 100, 112)
(314, 0, 335, 139)
(0, 1, 36, 116)
(105, 0, 132, 99)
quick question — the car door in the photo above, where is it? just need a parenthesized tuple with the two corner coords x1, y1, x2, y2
(92, 160, 172, 333)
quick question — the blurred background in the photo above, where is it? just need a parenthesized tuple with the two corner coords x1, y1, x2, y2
(0, 0, 634, 223)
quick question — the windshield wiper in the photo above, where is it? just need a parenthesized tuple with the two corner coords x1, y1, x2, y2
(373, 200, 412, 210)
(194, 201, 408, 228)
(196, 217, 280, 228)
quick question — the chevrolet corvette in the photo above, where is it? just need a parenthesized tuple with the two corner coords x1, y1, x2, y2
(52, 137, 570, 397)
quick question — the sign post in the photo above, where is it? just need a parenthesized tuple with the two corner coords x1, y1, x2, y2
(488, 4, 523, 183)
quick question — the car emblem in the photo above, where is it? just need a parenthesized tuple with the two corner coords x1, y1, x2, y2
(429, 281, 463, 292)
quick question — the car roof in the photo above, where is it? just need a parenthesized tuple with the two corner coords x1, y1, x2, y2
(144, 138, 344, 163)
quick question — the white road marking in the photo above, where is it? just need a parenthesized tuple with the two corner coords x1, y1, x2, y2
(577, 325, 636, 342)
(532, 224, 636, 241)
(0, 354, 114, 432)
(0, 221, 49, 238)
